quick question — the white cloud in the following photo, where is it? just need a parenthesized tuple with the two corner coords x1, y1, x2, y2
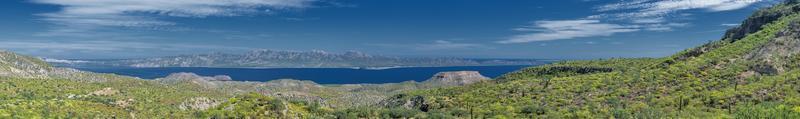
(0, 40, 252, 54)
(596, 0, 769, 23)
(499, 20, 639, 44)
(598, 0, 765, 17)
(30, 0, 316, 35)
(500, 0, 770, 44)
(631, 17, 666, 24)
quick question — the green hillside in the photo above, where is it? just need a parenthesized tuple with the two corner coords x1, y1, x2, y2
(0, 50, 328, 118)
(0, 50, 484, 118)
(3, 1, 800, 119)
(380, 1, 800, 118)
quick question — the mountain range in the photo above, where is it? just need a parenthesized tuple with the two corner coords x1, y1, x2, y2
(48, 50, 551, 68)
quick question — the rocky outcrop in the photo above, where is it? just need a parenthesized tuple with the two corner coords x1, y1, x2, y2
(0, 50, 127, 82)
(380, 71, 489, 110)
(421, 71, 489, 86)
(263, 79, 321, 88)
(212, 75, 233, 81)
(0, 50, 52, 78)
(114, 98, 135, 108)
(671, 1, 800, 64)
(179, 97, 221, 110)
(378, 94, 430, 112)
(743, 16, 800, 75)
(90, 87, 119, 96)
(723, 0, 800, 42)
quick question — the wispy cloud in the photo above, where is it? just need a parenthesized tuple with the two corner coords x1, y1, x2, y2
(0, 40, 252, 57)
(499, 20, 639, 44)
(30, 0, 317, 36)
(596, 0, 767, 18)
(591, 0, 769, 29)
(501, 0, 772, 43)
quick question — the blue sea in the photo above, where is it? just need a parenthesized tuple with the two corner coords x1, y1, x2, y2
(74, 65, 535, 84)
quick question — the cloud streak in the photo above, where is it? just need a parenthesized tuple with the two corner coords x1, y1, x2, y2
(499, 20, 639, 44)
(0, 40, 252, 57)
(594, 0, 769, 21)
(31, 0, 316, 35)
(501, 0, 772, 43)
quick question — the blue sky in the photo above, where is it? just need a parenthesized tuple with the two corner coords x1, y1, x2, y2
(0, 0, 782, 59)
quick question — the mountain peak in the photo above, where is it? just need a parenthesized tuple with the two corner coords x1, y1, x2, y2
(309, 50, 329, 54)
(344, 50, 371, 57)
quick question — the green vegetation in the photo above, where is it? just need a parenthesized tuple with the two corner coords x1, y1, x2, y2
(3, 1, 800, 118)
(202, 92, 330, 118)
(380, 4, 800, 118)
(0, 77, 230, 118)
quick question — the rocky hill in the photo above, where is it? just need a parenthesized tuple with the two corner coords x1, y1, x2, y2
(0, 50, 51, 78)
(50, 49, 548, 68)
(2, 49, 501, 118)
(379, 1, 800, 118)
(6, 1, 800, 118)
(0, 51, 126, 82)
(421, 71, 489, 87)
(151, 71, 491, 108)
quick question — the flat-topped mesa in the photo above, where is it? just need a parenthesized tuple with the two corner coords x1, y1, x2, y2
(422, 71, 489, 86)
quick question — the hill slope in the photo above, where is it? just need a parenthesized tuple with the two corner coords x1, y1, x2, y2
(5, 1, 800, 118)
(0, 50, 495, 118)
(0, 51, 332, 118)
(380, 1, 800, 118)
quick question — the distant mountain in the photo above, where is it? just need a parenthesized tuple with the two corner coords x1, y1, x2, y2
(0, 48, 499, 118)
(48, 50, 551, 68)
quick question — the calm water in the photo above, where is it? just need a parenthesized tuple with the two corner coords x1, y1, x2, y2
(75, 65, 534, 84)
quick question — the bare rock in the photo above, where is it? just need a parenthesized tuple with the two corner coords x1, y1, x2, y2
(179, 97, 220, 110)
(422, 71, 489, 86)
(90, 87, 119, 96)
(212, 75, 233, 81)
(114, 98, 135, 108)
